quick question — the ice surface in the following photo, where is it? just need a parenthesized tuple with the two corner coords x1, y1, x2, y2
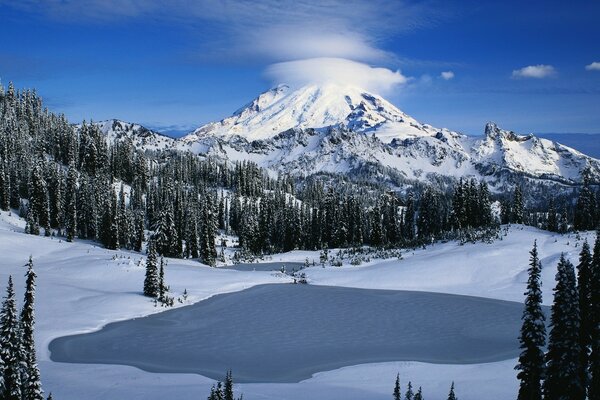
(49, 284, 540, 383)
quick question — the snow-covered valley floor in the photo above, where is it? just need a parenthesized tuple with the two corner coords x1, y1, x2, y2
(0, 211, 595, 399)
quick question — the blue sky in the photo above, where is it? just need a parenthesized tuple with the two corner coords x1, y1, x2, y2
(0, 0, 599, 136)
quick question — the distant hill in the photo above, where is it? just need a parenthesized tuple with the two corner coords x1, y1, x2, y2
(538, 133, 600, 160)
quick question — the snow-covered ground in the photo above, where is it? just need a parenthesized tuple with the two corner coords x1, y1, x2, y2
(0, 210, 595, 399)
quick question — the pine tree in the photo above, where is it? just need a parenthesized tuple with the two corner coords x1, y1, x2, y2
(544, 254, 586, 400)
(513, 186, 524, 224)
(20, 257, 43, 400)
(447, 382, 457, 400)
(158, 257, 166, 303)
(0, 276, 22, 400)
(223, 370, 234, 400)
(143, 241, 159, 298)
(577, 240, 593, 392)
(64, 163, 78, 242)
(515, 241, 546, 400)
(590, 232, 600, 400)
(393, 373, 401, 400)
(405, 381, 414, 400)
(200, 195, 217, 266)
(414, 387, 423, 400)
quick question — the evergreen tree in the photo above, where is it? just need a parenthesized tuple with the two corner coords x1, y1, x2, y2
(0, 276, 22, 400)
(143, 241, 159, 298)
(405, 381, 414, 400)
(447, 382, 457, 400)
(575, 169, 597, 231)
(20, 257, 43, 400)
(544, 254, 586, 400)
(577, 240, 593, 392)
(590, 232, 600, 400)
(394, 373, 401, 400)
(547, 198, 558, 232)
(513, 186, 524, 224)
(200, 195, 217, 266)
(158, 257, 166, 303)
(64, 163, 78, 242)
(414, 387, 423, 400)
(516, 241, 546, 400)
(224, 370, 234, 400)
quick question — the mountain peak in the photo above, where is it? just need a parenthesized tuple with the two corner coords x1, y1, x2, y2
(183, 83, 441, 143)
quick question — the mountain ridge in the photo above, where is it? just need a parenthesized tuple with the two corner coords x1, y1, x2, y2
(88, 84, 600, 187)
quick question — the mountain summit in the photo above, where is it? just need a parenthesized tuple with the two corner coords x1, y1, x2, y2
(182, 83, 444, 143)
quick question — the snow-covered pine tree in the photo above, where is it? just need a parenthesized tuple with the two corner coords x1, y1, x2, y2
(577, 240, 593, 391)
(224, 370, 234, 400)
(513, 185, 524, 224)
(575, 169, 597, 231)
(143, 241, 159, 298)
(414, 387, 423, 400)
(393, 373, 401, 400)
(547, 198, 558, 232)
(405, 381, 414, 400)
(200, 195, 217, 266)
(158, 257, 166, 303)
(515, 240, 546, 400)
(590, 232, 600, 400)
(447, 382, 457, 400)
(0, 276, 22, 400)
(20, 257, 43, 400)
(64, 162, 78, 242)
(544, 254, 586, 400)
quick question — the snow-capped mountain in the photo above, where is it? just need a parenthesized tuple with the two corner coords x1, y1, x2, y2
(98, 84, 600, 187)
(181, 83, 446, 143)
(86, 119, 176, 151)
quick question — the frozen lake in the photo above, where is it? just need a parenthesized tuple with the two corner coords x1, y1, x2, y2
(49, 284, 540, 383)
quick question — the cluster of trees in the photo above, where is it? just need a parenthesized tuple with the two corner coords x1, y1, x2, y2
(516, 234, 600, 399)
(393, 374, 457, 400)
(0, 257, 45, 400)
(206, 370, 243, 400)
(143, 241, 172, 306)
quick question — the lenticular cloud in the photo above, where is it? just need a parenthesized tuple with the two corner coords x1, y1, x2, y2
(265, 58, 408, 95)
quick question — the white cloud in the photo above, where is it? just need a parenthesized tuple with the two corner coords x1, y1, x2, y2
(585, 62, 600, 71)
(265, 58, 409, 95)
(440, 71, 455, 80)
(512, 65, 556, 79)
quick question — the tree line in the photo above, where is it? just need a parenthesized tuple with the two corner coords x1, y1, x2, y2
(516, 233, 600, 399)
(0, 257, 46, 400)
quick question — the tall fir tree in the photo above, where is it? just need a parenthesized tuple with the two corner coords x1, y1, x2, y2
(577, 240, 593, 393)
(515, 241, 546, 400)
(405, 381, 414, 400)
(394, 373, 401, 400)
(414, 387, 423, 400)
(590, 232, 600, 400)
(0, 276, 22, 400)
(544, 254, 586, 400)
(20, 257, 43, 400)
(64, 163, 78, 242)
(513, 185, 524, 224)
(447, 382, 457, 400)
(143, 241, 159, 298)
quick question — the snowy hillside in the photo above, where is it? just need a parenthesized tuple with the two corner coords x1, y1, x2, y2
(0, 210, 596, 400)
(83, 119, 176, 151)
